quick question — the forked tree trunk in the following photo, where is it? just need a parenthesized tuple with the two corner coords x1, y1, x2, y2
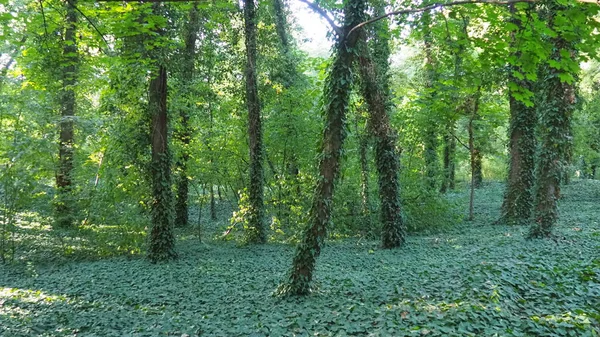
(55, 0, 78, 228)
(175, 5, 199, 227)
(243, 0, 266, 243)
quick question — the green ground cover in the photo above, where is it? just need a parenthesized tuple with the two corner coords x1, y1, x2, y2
(1, 181, 599, 336)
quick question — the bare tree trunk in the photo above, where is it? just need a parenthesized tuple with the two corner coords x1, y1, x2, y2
(55, 0, 79, 228)
(243, 0, 266, 243)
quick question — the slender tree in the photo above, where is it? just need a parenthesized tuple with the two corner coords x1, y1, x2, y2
(55, 0, 79, 228)
(243, 0, 266, 243)
(174, 5, 200, 227)
(421, 10, 440, 190)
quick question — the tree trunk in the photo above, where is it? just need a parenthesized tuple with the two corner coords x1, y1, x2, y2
(355, 114, 371, 228)
(210, 185, 217, 220)
(148, 63, 177, 262)
(357, 18, 405, 249)
(530, 23, 577, 238)
(278, 0, 365, 296)
(467, 89, 482, 221)
(243, 0, 266, 243)
(422, 11, 439, 191)
(55, 0, 78, 228)
(175, 5, 199, 228)
(440, 128, 456, 193)
(499, 4, 537, 226)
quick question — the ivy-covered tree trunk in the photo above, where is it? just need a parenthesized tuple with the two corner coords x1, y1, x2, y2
(55, 0, 78, 228)
(174, 6, 199, 227)
(530, 21, 577, 238)
(148, 64, 177, 262)
(499, 4, 536, 226)
(243, 0, 266, 243)
(278, 0, 365, 296)
(358, 11, 405, 249)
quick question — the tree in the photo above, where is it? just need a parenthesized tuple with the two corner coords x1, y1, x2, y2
(147, 3, 176, 262)
(174, 5, 200, 228)
(243, 0, 266, 243)
(55, 0, 79, 228)
(499, 3, 537, 226)
(357, 5, 405, 248)
(277, 0, 367, 295)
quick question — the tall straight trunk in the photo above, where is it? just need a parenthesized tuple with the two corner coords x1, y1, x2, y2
(530, 11, 577, 238)
(357, 41, 405, 249)
(55, 0, 78, 228)
(148, 64, 177, 262)
(421, 10, 439, 190)
(147, 4, 176, 262)
(440, 129, 456, 193)
(499, 5, 536, 225)
(278, 0, 365, 296)
(473, 147, 483, 188)
(243, 0, 266, 243)
(175, 6, 199, 227)
(356, 116, 371, 227)
(467, 89, 481, 221)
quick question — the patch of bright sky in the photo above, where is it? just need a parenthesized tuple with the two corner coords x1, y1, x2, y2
(290, 2, 417, 67)
(289, 1, 334, 58)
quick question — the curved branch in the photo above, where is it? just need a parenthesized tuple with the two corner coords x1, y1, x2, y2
(296, 0, 342, 36)
(348, 0, 537, 37)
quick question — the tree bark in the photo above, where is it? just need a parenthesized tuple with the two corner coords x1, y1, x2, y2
(243, 0, 266, 243)
(55, 0, 79, 228)
(175, 5, 199, 228)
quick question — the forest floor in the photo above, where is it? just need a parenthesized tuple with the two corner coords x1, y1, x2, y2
(1, 181, 599, 336)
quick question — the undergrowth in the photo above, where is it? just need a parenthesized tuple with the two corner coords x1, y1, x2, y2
(0, 180, 599, 336)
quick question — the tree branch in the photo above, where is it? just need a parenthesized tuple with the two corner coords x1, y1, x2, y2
(296, 0, 342, 36)
(348, 0, 538, 37)
(71, 3, 112, 54)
